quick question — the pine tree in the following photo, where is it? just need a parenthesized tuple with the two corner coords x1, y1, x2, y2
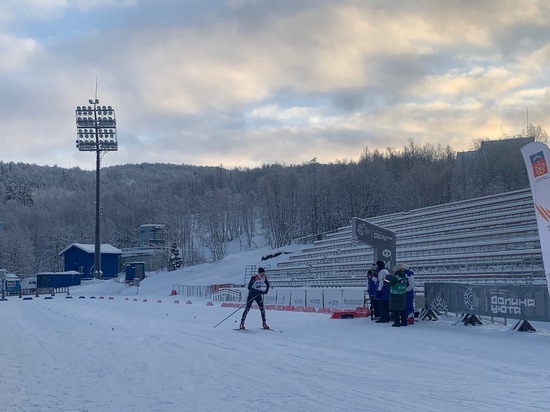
(168, 242, 183, 271)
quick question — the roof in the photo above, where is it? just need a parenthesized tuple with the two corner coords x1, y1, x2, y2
(59, 243, 123, 256)
(38, 271, 82, 275)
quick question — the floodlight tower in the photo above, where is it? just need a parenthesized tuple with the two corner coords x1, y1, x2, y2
(75, 99, 118, 279)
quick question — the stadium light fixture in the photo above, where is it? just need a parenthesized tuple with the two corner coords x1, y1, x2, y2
(75, 98, 118, 279)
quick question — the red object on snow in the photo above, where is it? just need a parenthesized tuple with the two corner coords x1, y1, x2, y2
(353, 307, 371, 317)
(330, 307, 371, 319)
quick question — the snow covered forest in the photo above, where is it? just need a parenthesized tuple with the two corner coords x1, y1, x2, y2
(0, 129, 546, 275)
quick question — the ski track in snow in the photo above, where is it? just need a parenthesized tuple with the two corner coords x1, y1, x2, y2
(2, 296, 550, 411)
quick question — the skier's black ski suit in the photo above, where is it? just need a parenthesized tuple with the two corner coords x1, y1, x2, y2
(241, 271, 270, 324)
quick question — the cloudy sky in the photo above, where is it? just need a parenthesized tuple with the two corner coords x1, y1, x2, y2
(1, 0, 549, 170)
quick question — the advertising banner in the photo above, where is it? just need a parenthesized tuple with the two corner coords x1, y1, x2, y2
(232, 287, 367, 310)
(425, 283, 550, 321)
(521, 142, 550, 297)
(290, 289, 306, 307)
(342, 289, 365, 309)
(322, 289, 365, 309)
(263, 291, 277, 305)
(323, 289, 345, 309)
(307, 289, 324, 308)
(274, 288, 293, 306)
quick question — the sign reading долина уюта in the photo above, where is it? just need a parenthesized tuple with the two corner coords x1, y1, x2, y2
(425, 283, 550, 321)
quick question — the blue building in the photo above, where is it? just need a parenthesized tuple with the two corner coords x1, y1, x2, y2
(124, 262, 146, 283)
(59, 243, 123, 279)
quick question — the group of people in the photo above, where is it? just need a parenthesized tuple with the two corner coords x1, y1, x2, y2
(367, 260, 415, 327)
(240, 261, 415, 330)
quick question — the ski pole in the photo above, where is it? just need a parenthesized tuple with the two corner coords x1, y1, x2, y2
(213, 294, 256, 328)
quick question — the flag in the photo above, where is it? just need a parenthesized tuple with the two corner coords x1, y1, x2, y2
(521, 142, 550, 296)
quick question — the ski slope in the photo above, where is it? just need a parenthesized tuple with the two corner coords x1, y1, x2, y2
(2, 246, 550, 411)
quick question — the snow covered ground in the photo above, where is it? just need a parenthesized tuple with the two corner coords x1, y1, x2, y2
(2, 246, 550, 412)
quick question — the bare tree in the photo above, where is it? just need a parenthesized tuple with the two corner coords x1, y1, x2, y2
(0, 126, 545, 273)
(258, 165, 300, 248)
(197, 188, 233, 261)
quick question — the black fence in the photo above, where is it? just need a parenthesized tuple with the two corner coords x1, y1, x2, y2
(0, 287, 71, 300)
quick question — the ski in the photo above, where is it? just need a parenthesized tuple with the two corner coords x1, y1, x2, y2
(233, 328, 256, 334)
(232, 327, 282, 333)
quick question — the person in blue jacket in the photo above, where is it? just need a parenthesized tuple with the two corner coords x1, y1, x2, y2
(240, 267, 270, 330)
(374, 260, 391, 323)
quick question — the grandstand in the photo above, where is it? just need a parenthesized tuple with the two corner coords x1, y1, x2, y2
(266, 188, 545, 288)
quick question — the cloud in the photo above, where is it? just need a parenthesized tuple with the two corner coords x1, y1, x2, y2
(0, 0, 549, 169)
(0, 34, 40, 72)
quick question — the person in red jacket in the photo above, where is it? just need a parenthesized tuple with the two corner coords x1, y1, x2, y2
(240, 267, 270, 330)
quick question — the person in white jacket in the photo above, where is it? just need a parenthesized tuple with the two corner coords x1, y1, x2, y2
(404, 264, 415, 324)
(374, 260, 391, 323)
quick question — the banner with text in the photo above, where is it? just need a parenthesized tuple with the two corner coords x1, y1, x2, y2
(425, 283, 550, 321)
(307, 289, 324, 308)
(351, 217, 396, 271)
(291, 290, 306, 307)
(521, 142, 550, 297)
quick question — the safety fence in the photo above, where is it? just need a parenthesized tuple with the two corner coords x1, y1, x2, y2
(171, 284, 371, 310)
(1, 287, 70, 300)
(231, 287, 369, 310)
(171, 285, 216, 298)
(171, 284, 241, 300)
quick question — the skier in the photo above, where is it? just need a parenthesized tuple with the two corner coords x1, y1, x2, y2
(240, 267, 270, 330)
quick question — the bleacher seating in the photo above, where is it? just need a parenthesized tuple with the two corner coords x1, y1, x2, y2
(267, 188, 545, 288)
